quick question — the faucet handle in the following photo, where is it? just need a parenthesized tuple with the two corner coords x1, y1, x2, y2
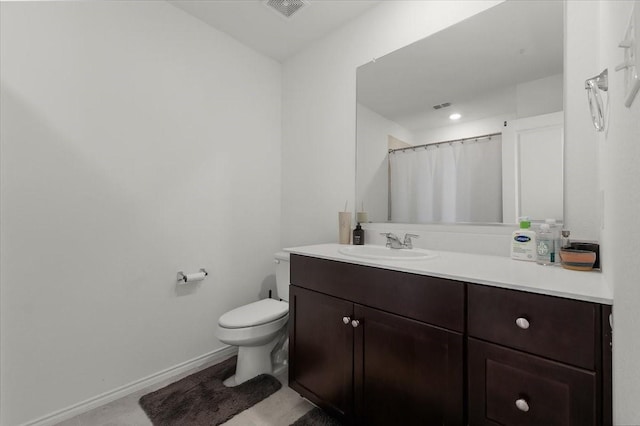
(380, 232, 399, 239)
(403, 233, 419, 248)
(380, 232, 401, 248)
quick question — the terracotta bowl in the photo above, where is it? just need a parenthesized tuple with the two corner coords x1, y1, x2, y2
(559, 249, 597, 271)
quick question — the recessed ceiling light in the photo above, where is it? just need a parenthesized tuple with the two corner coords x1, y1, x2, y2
(449, 113, 462, 120)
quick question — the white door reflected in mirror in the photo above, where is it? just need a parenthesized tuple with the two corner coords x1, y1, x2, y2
(502, 112, 564, 223)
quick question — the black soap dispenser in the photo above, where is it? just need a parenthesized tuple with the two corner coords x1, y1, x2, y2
(353, 223, 364, 245)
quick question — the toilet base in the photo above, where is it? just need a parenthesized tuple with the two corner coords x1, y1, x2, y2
(222, 374, 240, 387)
(272, 362, 287, 377)
(223, 338, 280, 387)
(223, 362, 287, 387)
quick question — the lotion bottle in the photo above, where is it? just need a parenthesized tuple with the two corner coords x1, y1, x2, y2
(511, 217, 536, 261)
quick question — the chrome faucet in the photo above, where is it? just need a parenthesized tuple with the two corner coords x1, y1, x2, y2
(403, 233, 419, 249)
(381, 233, 404, 248)
(381, 233, 419, 249)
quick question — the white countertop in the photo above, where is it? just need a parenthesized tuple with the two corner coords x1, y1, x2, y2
(284, 243, 613, 305)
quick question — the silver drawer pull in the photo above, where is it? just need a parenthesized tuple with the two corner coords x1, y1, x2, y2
(342, 316, 351, 325)
(351, 319, 360, 328)
(515, 317, 530, 330)
(515, 398, 530, 412)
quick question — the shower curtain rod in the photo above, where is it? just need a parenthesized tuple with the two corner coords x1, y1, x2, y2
(388, 131, 502, 154)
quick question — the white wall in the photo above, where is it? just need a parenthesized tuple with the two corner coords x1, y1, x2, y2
(356, 104, 414, 223)
(414, 114, 513, 145)
(564, 1, 602, 241)
(412, 74, 562, 143)
(281, 0, 505, 248)
(599, 1, 640, 424)
(0, 2, 281, 425)
(361, 222, 515, 257)
(516, 74, 564, 117)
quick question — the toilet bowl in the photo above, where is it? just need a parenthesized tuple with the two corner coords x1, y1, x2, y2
(216, 252, 290, 386)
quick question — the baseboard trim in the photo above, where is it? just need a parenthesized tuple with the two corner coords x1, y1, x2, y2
(20, 345, 238, 426)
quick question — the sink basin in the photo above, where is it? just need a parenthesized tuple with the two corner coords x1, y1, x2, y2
(338, 245, 437, 261)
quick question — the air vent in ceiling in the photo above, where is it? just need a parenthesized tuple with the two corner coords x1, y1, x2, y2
(433, 102, 452, 110)
(264, 0, 308, 19)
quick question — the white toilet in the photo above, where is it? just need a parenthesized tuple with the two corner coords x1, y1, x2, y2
(216, 251, 290, 386)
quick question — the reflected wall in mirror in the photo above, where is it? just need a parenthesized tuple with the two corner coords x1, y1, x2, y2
(356, 0, 564, 225)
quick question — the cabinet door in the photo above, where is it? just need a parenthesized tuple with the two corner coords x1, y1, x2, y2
(354, 304, 464, 426)
(288, 286, 354, 420)
(468, 338, 596, 426)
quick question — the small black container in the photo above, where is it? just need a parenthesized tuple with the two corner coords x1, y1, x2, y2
(353, 223, 364, 245)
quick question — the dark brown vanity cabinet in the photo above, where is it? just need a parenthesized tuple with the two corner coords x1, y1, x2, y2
(467, 284, 611, 426)
(288, 254, 465, 425)
(288, 254, 612, 426)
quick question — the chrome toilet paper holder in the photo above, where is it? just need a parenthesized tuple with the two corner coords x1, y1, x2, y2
(177, 268, 208, 283)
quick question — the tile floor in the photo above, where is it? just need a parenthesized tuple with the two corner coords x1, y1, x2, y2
(55, 357, 314, 426)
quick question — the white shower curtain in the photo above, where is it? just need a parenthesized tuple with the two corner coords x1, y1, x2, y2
(389, 136, 503, 223)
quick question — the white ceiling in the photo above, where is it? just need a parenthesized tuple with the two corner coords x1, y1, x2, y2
(169, 0, 381, 63)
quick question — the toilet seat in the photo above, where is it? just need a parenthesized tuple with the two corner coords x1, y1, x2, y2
(219, 298, 288, 329)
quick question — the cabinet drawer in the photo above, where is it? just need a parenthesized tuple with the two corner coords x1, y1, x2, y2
(290, 254, 464, 332)
(469, 338, 596, 426)
(468, 284, 598, 369)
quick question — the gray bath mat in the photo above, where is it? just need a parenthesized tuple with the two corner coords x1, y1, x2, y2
(139, 356, 281, 425)
(290, 407, 344, 426)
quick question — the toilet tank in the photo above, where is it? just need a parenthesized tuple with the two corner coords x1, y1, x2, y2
(274, 251, 290, 302)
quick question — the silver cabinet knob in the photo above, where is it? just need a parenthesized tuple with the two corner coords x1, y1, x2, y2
(515, 398, 530, 412)
(342, 316, 351, 325)
(515, 317, 530, 330)
(351, 319, 360, 328)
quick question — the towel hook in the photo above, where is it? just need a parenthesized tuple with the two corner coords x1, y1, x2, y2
(585, 69, 608, 132)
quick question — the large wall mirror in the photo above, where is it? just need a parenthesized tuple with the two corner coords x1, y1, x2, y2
(356, 1, 564, 225)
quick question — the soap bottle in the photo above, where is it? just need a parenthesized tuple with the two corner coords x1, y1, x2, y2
(353, 223, 364, 245)
(511, 217, 536, 261)
(536, 223, 555, 265)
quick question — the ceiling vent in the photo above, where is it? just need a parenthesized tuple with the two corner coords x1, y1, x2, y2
(264, 0, 309, 19)
(432, 102, 452, 110)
